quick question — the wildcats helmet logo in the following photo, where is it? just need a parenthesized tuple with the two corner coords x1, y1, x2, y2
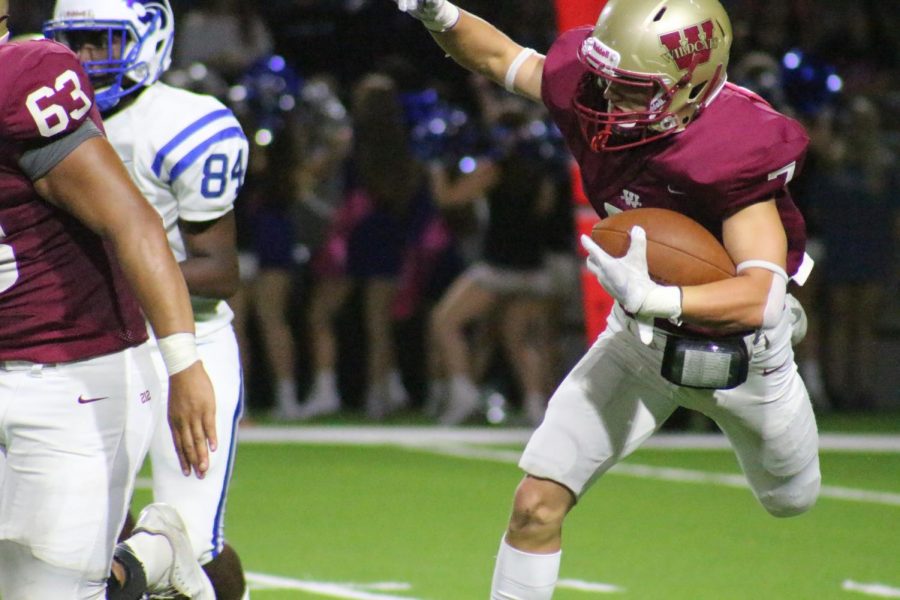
(659, 19, 719, 71)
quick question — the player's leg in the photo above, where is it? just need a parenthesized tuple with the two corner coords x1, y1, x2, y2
(113, 502, 215, 599)
(362, 277, 406, 420)
(300, 276, 353, 419)
(706, 310, 821, 517)
(490, 476, 573, 600)
(430, 265, 500, 424)
(255, 267, 301, 420)
(499, 294, 551, 426)
(492, 313, 678, 599)
(0, 348, 157, 600)
(713, 381, 820, 517)
(202, 542, 248, 599)
(0, 540, 106, 599)
(145, 326, 246, 598)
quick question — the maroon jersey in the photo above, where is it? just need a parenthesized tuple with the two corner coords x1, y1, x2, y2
(0, 40, 147, 362)
(542, 28, 809, 276)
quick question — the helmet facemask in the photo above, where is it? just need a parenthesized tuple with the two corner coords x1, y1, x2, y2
(574, 37, 686, 151)
(572, 0, 731, 152)
(44, 0, 174, 112)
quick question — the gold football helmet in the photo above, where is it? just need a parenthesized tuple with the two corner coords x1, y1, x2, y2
(573, 0, 733, 151)
(1, 0, 9, 43)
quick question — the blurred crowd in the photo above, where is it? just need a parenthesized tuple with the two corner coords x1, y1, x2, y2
(8, 0, 899, 420)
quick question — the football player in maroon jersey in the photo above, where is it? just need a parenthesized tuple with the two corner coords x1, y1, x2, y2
(0, 3, 216, 598)
(393, 0, 820, 597)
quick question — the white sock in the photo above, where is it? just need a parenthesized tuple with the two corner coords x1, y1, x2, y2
(388, 369, 405, 392)
(387, 370, 408, 404)
(449, 375, 479, 404)
(490, 536, 560, 600)
(524, 392, 545, 409)
(122, 531, 174, 588)
(315, 370, 337, 396)
(276, 378, 297, 408)
(428, 378, 447, 400)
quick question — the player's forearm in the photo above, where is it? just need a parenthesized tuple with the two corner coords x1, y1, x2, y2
(430, 11, 527, 90)
(682, 200, 789, 333)
(680, 272, 774, 333)
(111, 223, 197, 337)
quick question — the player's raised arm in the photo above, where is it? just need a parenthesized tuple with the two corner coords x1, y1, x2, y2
(34, 134, 218, 478)
(392, 0, 545, 101)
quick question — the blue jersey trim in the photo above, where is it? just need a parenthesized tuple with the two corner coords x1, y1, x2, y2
(166, 127, 246, 184)
(151, 109, 234, 177)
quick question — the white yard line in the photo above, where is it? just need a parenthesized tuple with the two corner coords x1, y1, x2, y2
(243, 572, 624, 597)
(409, 443, 900, 507)
(236, 426, 900, 453)
(558, 579, 625, 593)
(843, 580, 900, 598)
(139, 428, 900, 505)
(245, 572, 420, 599)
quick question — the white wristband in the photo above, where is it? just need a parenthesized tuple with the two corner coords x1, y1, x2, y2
(640, 286, 683, 320)
(422, 1, 460, 32)
(505, 47, 536, 92)
(157, 333, 200, 376)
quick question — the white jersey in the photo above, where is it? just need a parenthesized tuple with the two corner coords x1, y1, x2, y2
(104, 82, 248, 338)
(104, 82, 247, 565)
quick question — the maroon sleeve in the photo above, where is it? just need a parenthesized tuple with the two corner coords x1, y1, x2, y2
(706, 86, 808, 215)
(656, 85, 810, 220)
(1, 40, 97, 144)
(541, 28, 593, 147)
(718, 104, 808, 213)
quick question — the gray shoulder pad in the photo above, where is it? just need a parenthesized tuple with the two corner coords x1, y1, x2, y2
(19, 120, 104, 181)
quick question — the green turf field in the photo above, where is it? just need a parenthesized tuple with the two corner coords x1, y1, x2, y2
(133, 422, 900, 599)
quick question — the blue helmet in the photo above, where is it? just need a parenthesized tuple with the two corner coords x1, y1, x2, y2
(44, 0, 175, 112)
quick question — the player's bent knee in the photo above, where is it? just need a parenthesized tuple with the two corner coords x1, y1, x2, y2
(759, 477, 820, 518)
(509, 478, 572, 534)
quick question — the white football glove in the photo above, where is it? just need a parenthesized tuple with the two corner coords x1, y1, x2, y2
(580, 227, 682, 345)
(393, 0, 461, 32)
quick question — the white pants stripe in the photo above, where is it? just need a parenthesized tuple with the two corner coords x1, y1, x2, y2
(148, 325, 243, 564)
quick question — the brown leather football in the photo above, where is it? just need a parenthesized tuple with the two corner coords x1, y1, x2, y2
(591, 208, 735, 286)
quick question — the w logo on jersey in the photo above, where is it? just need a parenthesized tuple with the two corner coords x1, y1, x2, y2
(659, 20, 718, 71)
(622, 189, 641, 208)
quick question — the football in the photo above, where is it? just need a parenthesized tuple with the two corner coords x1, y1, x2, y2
(590, 208, 735, 286)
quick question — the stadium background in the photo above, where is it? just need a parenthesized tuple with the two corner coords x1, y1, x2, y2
(8, 0, 898, 415)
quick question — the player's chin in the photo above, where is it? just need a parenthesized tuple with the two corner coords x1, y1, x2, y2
(608, 123, 645, 144)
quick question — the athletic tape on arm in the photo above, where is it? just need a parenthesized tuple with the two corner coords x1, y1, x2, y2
(505, 48, 537, 93)
(157, 332, 200, 375)
(736, 260, 788, 329)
